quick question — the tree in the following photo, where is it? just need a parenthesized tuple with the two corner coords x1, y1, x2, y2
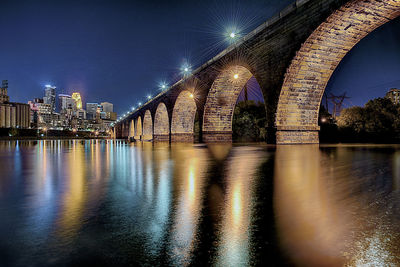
(337, 106, 365, 133)
(8, 128, 18, 137)
(363, 98, 398, 135)
(336, 97, 400, 142)
(232, 101, 267, 142)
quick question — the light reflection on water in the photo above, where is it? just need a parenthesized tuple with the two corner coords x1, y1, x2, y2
(0, 141, 400, 266)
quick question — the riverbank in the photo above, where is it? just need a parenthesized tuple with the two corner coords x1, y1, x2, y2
(0, 128, 109, 140)
(0, 136, 110, 140)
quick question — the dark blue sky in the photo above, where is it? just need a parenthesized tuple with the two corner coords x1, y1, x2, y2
(0, 0, 399, 115)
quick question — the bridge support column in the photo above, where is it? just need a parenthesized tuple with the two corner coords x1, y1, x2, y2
(276, 126, 319, 145)
(154, 134, 170, 142)
(171, 133, 194, 143)
(202, 131, 232, 143)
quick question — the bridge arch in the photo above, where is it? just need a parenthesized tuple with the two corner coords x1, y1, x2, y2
(154, 102, 170, 142)
(142, 110, 153, 141)
(129, 119, 135, 139)
(135, 116, 142, 140)
(171, 90, 197, 142)
(276, 0, 400, 144)
(124, 121, 129, 138)
(203, 65, 256, 142)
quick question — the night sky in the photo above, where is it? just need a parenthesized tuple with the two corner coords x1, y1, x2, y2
(0, 0, 399, 115)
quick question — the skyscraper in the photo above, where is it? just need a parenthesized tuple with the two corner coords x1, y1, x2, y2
(71, 92, 83, 110)
(101, 102, 113, 113)
(58, 94, 75, 111)
(86, 103, 98, 117)
(43, 85, 56, 112)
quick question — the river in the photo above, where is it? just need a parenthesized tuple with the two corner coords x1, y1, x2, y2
(0, 140, 399, 266)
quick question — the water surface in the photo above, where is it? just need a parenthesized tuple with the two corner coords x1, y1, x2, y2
(0, 140, 399, 266)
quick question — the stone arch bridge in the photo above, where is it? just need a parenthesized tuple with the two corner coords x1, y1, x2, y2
(113, 0, 400, 144)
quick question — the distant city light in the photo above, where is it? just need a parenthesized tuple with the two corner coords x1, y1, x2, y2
(230, 32, 236, 38)
(162, 84, 166, 89)
(131, 107, 135, 111)
(147, 95, 151, 99)
(234, 74, 239, 79)
(184, 67, 189, 72)
(138, 102, 142, 106)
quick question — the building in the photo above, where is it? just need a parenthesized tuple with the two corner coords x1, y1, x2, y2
(100, 111, 117, 121)
(13, 103, 30, 128)
(101, 102, 113, 113)
(0, 81, 30, 128)
(385, 88, 400, 105)
(0, 104, 15, 128)
(43, 85, 56, 112)
(0, 80, 10, 103)
(28, 100, 39, 127)
(29, 98, 55, 128)
(0, 103, 30, 129)
(59, 94, 76, 111)
(71, 92, 83, 110)
(76, 109, 86, 120)
(37, 103, 53, 126)
(86, 103, 98, 117)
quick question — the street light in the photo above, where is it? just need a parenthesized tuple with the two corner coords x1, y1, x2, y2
(43, 127, 47, 138)
(189, 93, 194, 99)
(182, 64, 191, 75)
(234, 74, 239, 79)
(230, 32, 236, 38)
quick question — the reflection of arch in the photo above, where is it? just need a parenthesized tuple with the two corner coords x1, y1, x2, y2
(129, 119, 135, 139)
(276, 0, 400, 144)
(154, 102, 170, 142)
(142, 110, 153, 141)
(135, 116, 142, 140)
(171, 90, 197, 142)
(203, 65, 255, 142)
(274, 145, 352, 266)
